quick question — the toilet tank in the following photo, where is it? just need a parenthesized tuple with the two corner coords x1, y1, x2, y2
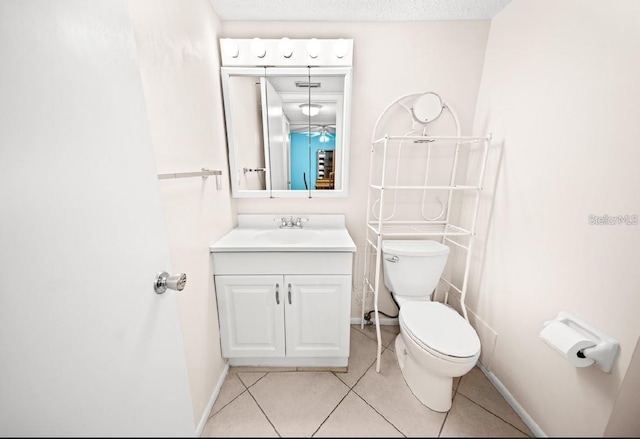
(382, 240, 450, 299)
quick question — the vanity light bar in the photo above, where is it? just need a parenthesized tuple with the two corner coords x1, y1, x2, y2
(219, 38, 353, 67)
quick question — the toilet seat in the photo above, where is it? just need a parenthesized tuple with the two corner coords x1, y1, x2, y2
(399, 301, 480, 361)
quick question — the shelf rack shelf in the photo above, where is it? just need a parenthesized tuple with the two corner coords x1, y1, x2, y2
(366, 222, 472, 239)
(361, 92, 490, 373)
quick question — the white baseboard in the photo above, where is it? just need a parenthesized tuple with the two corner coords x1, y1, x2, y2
(194, 361, 230, 437)
(477, 363, 546, 438)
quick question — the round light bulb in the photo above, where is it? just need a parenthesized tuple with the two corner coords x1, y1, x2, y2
(335, 39, 348, 59)
(221, 38, 239, 58)
(250, 38, 266, 58)
(278, 37, 294, 58)
(307, 38, 320, 59)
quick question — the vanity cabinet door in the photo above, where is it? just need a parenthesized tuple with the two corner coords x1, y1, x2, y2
(284, 275, 351, 357)
(214, 275, 285, 358)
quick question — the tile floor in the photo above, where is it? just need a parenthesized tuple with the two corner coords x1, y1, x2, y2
(201, 324, 533, 437)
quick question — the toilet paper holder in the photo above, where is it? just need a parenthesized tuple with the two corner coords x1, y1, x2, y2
(542, 312, 620, 373)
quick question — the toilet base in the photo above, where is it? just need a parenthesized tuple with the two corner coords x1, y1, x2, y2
(395, 334, 454, 412)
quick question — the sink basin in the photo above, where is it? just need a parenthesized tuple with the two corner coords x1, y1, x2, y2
(254, 228, 322, 245)
(209, 214, 357, 253)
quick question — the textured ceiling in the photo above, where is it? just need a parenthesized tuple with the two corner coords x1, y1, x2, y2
(209, 0, 512, 21)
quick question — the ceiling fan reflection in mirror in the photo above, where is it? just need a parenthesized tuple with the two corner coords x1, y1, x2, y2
(309, 124, 336, 143)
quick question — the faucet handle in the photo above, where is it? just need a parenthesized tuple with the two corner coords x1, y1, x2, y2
(295, 217, 302, 227)
(280, 217, 287, 228)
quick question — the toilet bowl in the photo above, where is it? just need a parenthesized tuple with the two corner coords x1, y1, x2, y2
(382, 240, 481, 412)
(395, 301, 480, 411)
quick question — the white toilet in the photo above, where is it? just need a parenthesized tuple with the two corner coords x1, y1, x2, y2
(382, 239, 481, 412)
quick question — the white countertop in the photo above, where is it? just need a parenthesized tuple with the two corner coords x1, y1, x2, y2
(210, 214, 356, 253)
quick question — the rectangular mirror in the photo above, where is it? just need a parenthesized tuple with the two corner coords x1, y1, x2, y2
(220, 66, 352, 198)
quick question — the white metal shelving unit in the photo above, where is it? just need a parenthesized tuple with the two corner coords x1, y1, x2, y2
(360, 92, 491, 373)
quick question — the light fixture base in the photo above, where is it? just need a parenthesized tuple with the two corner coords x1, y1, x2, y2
(219, 38, 353, 67)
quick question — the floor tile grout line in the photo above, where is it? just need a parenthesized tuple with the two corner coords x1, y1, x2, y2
(350, 387, 407, 437)
(438, 390, 458, 437)
(242, 370, 351, 438)
(338, 342, 407, 437)
(206, 374, 250, 421)
(456, 373, 531, 436)
(245, 372, 283, 438)
(206, 373, 274, 434)
(333, 348, 379, 390)
(351, 324, 399, 344)
(456, 393, 532, 437)
(237, 371, 268, 389)
(310, 386, 353, 437)
(226, 341, 381, 437)
(332, 325, 397, 391)
(358, 324, 399, 336)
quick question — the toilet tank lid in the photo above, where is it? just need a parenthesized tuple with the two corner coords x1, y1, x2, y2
(382, 240, 450, 256)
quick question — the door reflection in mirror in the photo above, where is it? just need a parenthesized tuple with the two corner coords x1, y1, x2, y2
(227, 74, 267, 190)
(262, 77, 290, 191)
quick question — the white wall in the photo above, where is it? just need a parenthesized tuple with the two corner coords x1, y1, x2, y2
(220, 21, 491, 318)
(469, 0, 640, 435)
(129, 0, 234, 427)
(605, 339, 640, 436)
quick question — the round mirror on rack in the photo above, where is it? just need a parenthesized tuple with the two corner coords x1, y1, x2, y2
(411, 92, 443, 124)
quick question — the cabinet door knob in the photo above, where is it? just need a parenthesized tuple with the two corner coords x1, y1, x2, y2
(275, 283, 280, 304)
(288, 283, 292, 304)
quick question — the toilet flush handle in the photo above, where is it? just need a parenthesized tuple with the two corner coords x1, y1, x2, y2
(385, 255, 399, 263)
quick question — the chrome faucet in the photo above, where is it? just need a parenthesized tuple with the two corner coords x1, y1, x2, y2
(279, 216, 304, 228)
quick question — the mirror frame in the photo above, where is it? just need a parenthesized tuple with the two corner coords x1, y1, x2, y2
(220, 66, 352, 198)
(411, 92, 444, 124)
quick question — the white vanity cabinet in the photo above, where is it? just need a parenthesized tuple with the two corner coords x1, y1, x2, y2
(210, 215, 356, 368)
(214, 273, 351, 361)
